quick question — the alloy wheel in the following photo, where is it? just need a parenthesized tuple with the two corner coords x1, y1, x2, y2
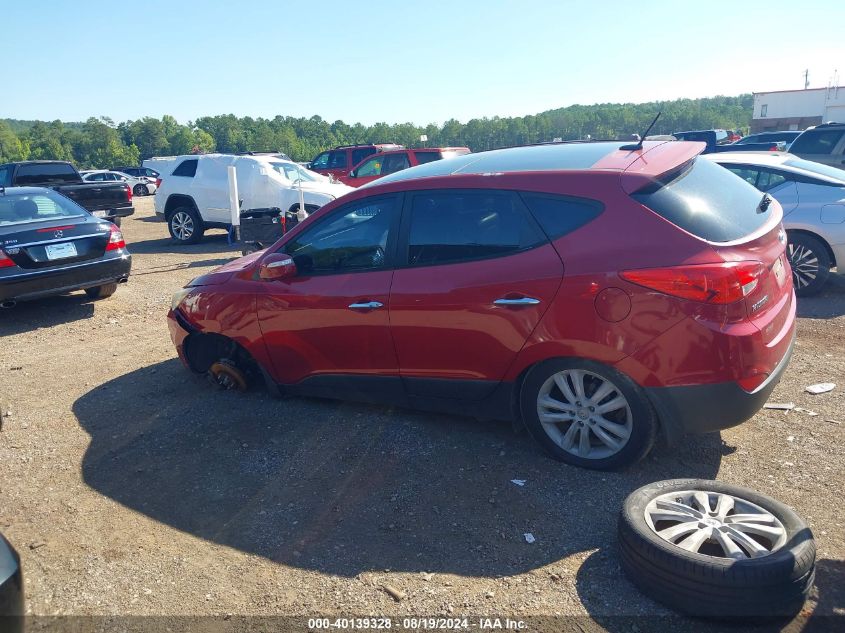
(536, 369, 633, 459)
(644, 489, 787, 560)
(788, 242, 819, 291)
(171, 211, 194, 241)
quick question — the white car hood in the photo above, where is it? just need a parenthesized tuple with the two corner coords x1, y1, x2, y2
(297, 180, 353, 198)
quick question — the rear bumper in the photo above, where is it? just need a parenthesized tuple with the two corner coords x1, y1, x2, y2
(644, 326, 796, 439)
(97, 206, 134, 220)
(0, 253, 131, 302)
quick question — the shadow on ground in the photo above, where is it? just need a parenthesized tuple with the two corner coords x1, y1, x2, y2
(0, 293, 96, 336)
(126, 232, 239, 257)
(797, 273, 845, 320)
(74, 358, 725, 579)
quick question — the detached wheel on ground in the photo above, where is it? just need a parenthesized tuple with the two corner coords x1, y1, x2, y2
(520, 358, 657, 470)
(618, 479, 815, 618)
(133, 184, 147, 196)
(84, 282, 118, 300)
(168, 207, 204, 245)
(788, 232, 830, 297)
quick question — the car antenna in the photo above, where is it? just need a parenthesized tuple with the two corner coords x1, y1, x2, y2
(620, 111, 662, 151)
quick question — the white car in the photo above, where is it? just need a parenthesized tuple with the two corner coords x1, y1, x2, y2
(81, 170, 157, 197)
(153, 154, 353, 244)
(706, 152, 845, 295)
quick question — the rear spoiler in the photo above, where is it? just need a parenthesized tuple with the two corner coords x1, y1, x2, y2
(618, 141, 706, 195)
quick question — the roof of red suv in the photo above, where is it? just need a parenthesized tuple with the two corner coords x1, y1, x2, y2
(362, 141, 704, 189)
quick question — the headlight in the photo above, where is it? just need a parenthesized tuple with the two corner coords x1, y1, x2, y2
(171, 287, 193, 311)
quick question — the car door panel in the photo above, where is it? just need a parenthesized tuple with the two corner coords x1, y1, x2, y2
(388, 189, 563, 398)
(255, 195, 401, 386)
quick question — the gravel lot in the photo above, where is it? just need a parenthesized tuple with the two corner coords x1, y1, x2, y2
(1, 196, 843, 631)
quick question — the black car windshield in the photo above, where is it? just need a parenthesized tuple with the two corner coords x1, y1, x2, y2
(0, 191, 87, 226)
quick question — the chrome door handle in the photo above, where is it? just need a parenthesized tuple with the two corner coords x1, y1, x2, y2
(493, 297, 541, 306)
(348, 301, 384, 310)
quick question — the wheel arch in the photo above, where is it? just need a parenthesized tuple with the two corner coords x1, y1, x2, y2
(183, 331, 279, 394)
(164, 194, 199, 219)
(786, 228, 836, 268)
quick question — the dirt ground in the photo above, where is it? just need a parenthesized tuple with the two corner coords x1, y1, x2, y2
(1, 196, 843, 631)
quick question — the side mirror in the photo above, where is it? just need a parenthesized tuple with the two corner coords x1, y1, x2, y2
(259, 252, 297, 281)
(349, 170, 356, 178)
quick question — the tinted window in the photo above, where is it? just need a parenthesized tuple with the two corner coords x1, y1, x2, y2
(520, 193, 603, 240)
(381, 153, 410, 174)
(351, 147, 376, 165)
(284, 196, 397, 274)
(328, 150, 347, 169)
(756, 170, 788, 192)
(414, 151, 442, 165)
(0, 192, 86, 225)
(356, 156, 383, 177)
(790, 129, 845, 154)
(723, 165, 760, 187)
(632, 158, 770, 243)
(310, 152, 330, 169)
(172, 159, 198, 177)
(407, 191, 544, 266)
(144, 169, 159, 178)
(0, 166, 10, 186)
(14, 163, 79, 185)
(86, 172, 107, 181)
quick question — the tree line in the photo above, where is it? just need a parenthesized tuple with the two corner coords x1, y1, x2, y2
(0, 94, 753, 169)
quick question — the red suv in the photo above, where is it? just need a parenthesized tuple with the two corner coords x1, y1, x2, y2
(168, 141, 796, 470)
(308, 144, 403, 179)
(340, 147, 471, 187)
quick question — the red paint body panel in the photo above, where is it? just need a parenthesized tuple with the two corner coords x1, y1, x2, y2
(390, 243, 563, 384)
(254, 271, 398, 383)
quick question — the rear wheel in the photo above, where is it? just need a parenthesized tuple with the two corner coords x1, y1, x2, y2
(520, 358, 657, 470)
(788, 232, 830, 297)
(168, 206, 204, 245)
(133, 184, 146, 196)
(84, 282, 118, 299)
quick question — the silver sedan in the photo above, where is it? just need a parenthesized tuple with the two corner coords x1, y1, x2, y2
(706, 152, 845, 296)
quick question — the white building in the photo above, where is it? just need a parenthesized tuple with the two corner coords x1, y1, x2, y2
(752, 86, 845, 133)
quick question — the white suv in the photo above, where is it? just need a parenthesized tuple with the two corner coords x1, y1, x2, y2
(154, 154, 352, 244)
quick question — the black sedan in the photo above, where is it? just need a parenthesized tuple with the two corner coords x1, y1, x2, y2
(0, 186, 131, 307)
(0, 533, 23, 630)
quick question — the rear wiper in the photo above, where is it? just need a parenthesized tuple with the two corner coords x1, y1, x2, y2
(757, 193, 772, 214)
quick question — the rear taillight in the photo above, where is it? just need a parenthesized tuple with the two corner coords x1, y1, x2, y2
(0, 249, 15, 269)
(769, 144, 778, 151)
(126, 185, 133, 202)
(106, 225, 126, 251)
(155, 178, 162, 188)
(620, 261, 764, 305)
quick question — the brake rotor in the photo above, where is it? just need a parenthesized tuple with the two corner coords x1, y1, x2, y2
(207, 360, 247, 391)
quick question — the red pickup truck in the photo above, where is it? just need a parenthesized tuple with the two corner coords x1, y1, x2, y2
(340, 147, 471, 187)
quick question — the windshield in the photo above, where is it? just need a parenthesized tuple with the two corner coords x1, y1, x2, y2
(783, 158, 845, 183)
(0, 190, 87, 226)
(270, 162, 318, 183)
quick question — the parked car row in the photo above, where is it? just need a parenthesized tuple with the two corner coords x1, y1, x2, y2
(81, 169, 157, 196)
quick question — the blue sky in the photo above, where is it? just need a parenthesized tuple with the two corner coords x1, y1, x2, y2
(2, 0, 843, 126)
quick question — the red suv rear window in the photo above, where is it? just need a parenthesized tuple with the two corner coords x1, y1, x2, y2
(631, 158, 771, 242)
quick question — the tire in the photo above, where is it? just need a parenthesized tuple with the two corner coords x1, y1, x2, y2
(133, 184, 146, 196)
(788, 232, 830, 297)
(618, 479, 815, 618)
(519, 358, 657, 470)
(84, 282, 118, 299)
(167, 206, 204, 245)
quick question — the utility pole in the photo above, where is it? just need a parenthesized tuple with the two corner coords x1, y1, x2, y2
(804, 69, 810, 89)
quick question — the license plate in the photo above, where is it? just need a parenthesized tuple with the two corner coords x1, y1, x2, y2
(92, 210, 108, 218)
(45, 242, 78, 260)
(773, 255, 786, 286)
